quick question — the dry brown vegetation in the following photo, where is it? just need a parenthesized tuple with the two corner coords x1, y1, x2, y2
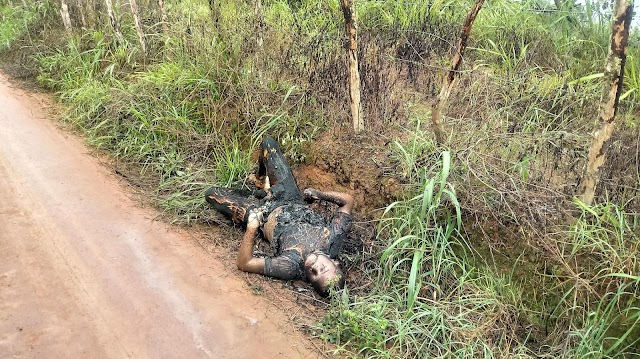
(1, 0, 640, 357)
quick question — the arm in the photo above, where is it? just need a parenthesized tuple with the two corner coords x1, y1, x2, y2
(236, 209, 303, 280)
(236, 211, 266, 274)
(303, 188, 354, 214)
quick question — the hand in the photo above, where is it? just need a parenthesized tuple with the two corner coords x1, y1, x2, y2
(247, 208, 264, 228)
(303, 188, 320, 202)
(264, 176, 271, 191)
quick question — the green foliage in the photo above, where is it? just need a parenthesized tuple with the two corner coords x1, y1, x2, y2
(321, 144, 532, 357)
(569, 199, 639, 277)
(545, 200, 640, 357)
(320, 290, 391, 355)
(212, 135, 252, 187)
(390, 116, 436, 182)
(2, 0, 640, 357)
(622, 48, 640, 105)
(357, 0, 463, 31)
(158, 169, 213, 224)
(566, 283, 640, 358)
(0, 4, 35, 50)
(27, 7, 325, 222)
(379, 150, 461, 311)
(36, 31, 128, 90)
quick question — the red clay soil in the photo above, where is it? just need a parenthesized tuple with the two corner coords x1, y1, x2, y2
(0, 72, 318, 358)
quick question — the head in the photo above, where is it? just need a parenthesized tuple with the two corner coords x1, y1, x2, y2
(304, 252, 345, 297)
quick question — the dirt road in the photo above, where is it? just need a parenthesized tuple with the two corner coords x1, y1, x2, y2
(0, 72, 316, 358)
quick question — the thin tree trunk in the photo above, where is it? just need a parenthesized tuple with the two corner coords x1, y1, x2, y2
(93, 0, 103, 29)
(254, 0, 263, 47)
(579, 0, 633, 205)
(60, 0, 73, 30)
(431, 0, 484, 144)
(129, 0, 146, 54)
(340, 0, 363, 133)
(76, 0, 87, 28)
(104, 0, 124, 44)
(157, 0, 168, 33)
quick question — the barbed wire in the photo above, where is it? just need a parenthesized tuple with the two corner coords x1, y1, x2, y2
(351, 0, 609, 15)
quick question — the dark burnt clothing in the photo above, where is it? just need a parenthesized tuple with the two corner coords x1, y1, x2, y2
(204, 187, 258, 225)
(262, 203, 352, 280)
(204, 190, 353, 280)
(257, 136, 302, 202)
(205, 136, 352, 281)
(204, 137, 302, 226)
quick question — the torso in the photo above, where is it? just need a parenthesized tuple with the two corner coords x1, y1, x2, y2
(261, 203, 330, 259)
(263, 206, 283, 241)
(259, 203, 352, 281)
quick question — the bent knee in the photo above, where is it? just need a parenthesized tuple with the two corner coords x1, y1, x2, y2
(260, 136, 278, 150)
(204, 186, 223, 205)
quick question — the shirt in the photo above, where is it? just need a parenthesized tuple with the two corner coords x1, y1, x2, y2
(262, 203, 352, 280)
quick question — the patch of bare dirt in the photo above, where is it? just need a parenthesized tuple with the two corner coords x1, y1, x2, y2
(0, 71, 322, 358)
(298, 130, 404, 217)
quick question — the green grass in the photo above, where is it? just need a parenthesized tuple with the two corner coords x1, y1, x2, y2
(320, 147, 531, 357)
(0, 3, 36, 50)
(28, 10, 326, 222)
(1, 0, 640, 357)
(320, 128, 639, 358)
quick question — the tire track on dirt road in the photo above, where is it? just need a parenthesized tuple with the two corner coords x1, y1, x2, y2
(0, 72, 316, 358)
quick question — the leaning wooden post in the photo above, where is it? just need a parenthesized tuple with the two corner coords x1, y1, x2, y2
(431, 0, 484, 144)
(157, 0, 168, 33)
(579, 0, 634, 205)
(60, 0, 73, 30)
(340, 0, 363, 133)
(104, 0, 124, 45)
(129, 0, 147, 55)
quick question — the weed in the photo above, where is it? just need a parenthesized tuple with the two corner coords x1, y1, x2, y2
(320, 145, 531, 357)
(543, 199, 640, 357)
(0, 3, 35, 50)
(2, 0, 640, 357)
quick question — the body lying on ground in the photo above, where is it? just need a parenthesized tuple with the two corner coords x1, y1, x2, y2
(205, 136, 354, 296)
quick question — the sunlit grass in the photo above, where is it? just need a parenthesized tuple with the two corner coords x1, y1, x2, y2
(0, 3, 36, 50)
(320, 146, 532, 357)
(1, 0, 639, 357)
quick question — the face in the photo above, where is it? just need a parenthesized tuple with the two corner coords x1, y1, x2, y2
(304, 252, 339, 288)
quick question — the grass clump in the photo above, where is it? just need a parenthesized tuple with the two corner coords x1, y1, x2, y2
(27, 11, 326, 222)
(546, 200, 640, 357)
(0, 4, 34, 50)
(320, 147, 530, 357)
(1, 0, 640, 357)
(319, 121, 639, 357)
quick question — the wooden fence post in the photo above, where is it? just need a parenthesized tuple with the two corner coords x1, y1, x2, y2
(129, 0, 147, 55)
(340, 0, 363, 133)
(60, 0, 73, 30)
(158, 0, 168, 33)
(431, 0, 484, 144)
(104, 0, 124, 44)
(579, 0, 634, 205)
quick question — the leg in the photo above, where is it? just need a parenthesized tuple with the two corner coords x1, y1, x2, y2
(258, 137, 301, 201)
(205, 187, 258, 226)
